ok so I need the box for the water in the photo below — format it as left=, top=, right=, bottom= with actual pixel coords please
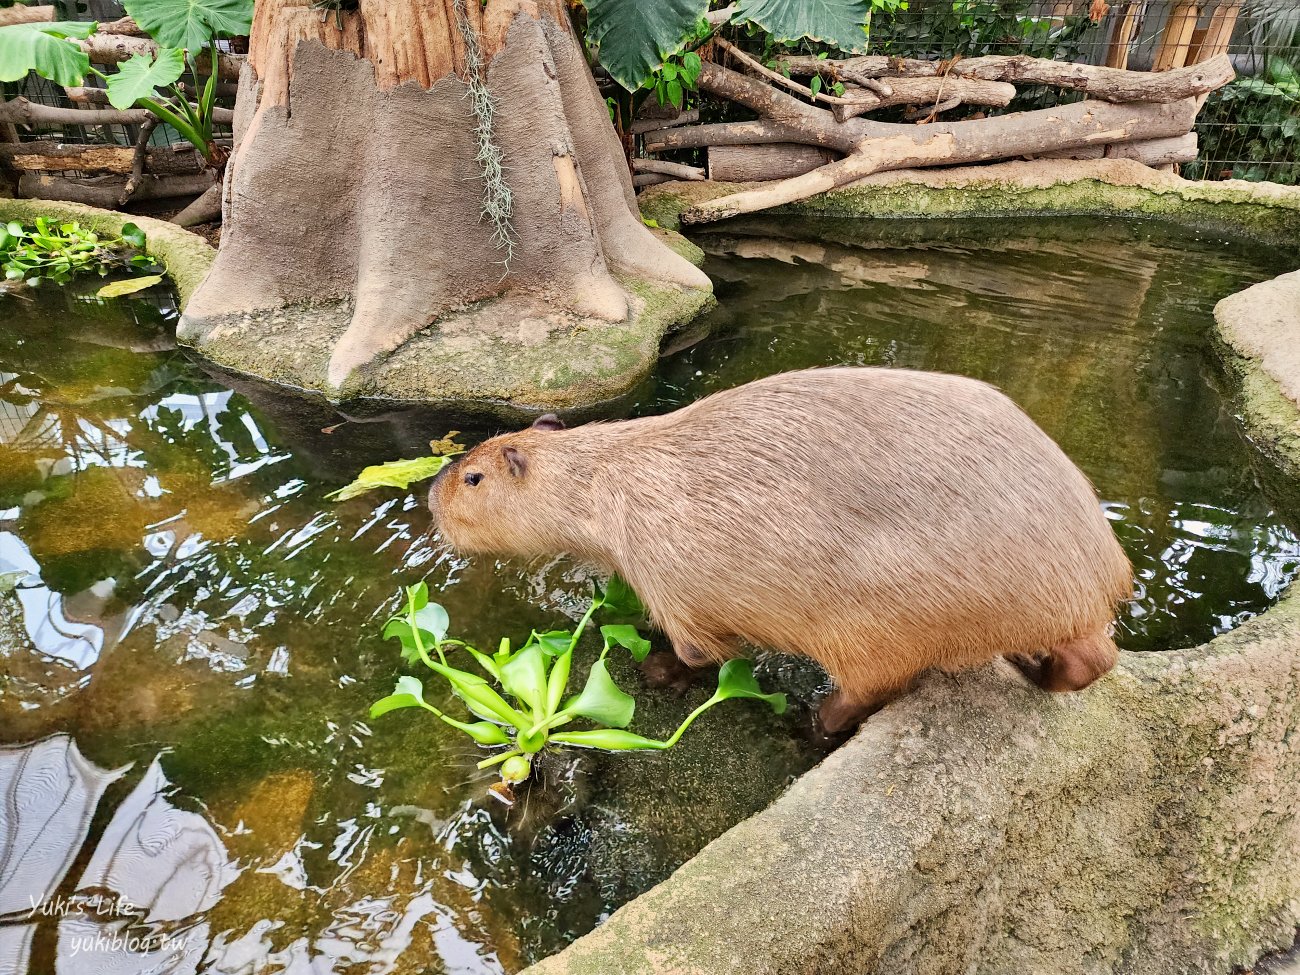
left=0, top=217, right=1297, bottom=974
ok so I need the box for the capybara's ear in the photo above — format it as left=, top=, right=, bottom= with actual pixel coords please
left=532, top=413, right=565, bottom=432
left=503, top=446, right=527, bottom=478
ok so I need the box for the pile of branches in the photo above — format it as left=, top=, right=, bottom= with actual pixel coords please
left=0, top=11, right=240, bottom=224
left=635, top=45, right=1236, bottom=225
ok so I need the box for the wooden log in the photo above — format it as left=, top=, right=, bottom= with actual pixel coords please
left=1105, top=131, right=1197, bottom=164
left=683, top=60, right=1207, bottom=224
left=171, top=183, right=223, bottom=226
left=708, top=144, right=838, bottom=181
left=18, top=171, right=217, bottom=205
left=776, top=52, right=1234, bottom=103
left=0, top=97, right=234, bottom=129
left=1104, top=1, right=1142, bottom=69
left=1153, top=2, right=1200, bottom=71
left=630, top=110, right=700, bottom=135
left=833, top=76, right=1016, bottom=120
left=633, top=173, right=672, bottom=188
left=0, top=5, right=55, bottom=26
left=0, top=140, right=205, bottom=175
left=647, top=121, right=839, bottom=154
left=79, top=33, right=244, bottom=82
left=633, top=158, right=706, bottom=181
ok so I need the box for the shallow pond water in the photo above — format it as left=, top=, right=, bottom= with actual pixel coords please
left=0, top=217, right=1296, bottom=975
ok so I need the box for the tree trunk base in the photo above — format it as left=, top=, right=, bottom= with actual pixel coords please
left=179, top=7, right=711, bottom=402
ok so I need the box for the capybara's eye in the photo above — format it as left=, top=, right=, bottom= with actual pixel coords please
left=464, top=472, right=484, bottom=487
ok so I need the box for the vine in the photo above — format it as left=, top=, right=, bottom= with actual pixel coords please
left=453, top=0, right=516, bottom=271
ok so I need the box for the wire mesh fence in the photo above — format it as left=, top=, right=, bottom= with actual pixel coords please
left=867, top=0, right=1300, bottom=182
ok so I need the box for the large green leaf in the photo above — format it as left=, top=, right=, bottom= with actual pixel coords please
left=97, top=274, right=165, bottom=298
left=600, top=624, right=651, bottom=663
left=499, top=643, right=550, bottom=717
left=106, top=48, right=185, bottom=109
left=583, top=0, right=708, bottom=92
left=327, top=455, right=452, bottom=501
left=0, top=21, right=96, bottom=88
left=564, top=659, right=635, bottom=728
left=122, top=0, right=252, bottom=52
left=713, top=659, right=787, bottom=713
left=734, top=0, right=871, bottom=53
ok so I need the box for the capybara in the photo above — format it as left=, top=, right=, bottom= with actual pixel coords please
left=431, top=367, right=1133, bottom=731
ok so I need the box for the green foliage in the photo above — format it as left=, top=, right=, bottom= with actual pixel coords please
left=870, top=0, right=1098, bottom=62
left=649, top=47, right=703, bottom=109
left=327, top=454, right=456, bottom=501
left=0, top=20, right=96, bottom=88
left=734, top=0, right=871, bottom=54
left=369, top=579, right=786, bottom=793
left=1189, top=56, right=1300, bottom=184
left=121, top=0, right=253, bottom=52
left=0, top=218, right=156, bottom=287
left=106, top=47, right=186, bottom=109
left=97, top=274, right=165, bottom=297
left=583, top=0, right=710, bottom=92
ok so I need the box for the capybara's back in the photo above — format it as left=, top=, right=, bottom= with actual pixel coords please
left=433, top=367, right=1133, bottom=729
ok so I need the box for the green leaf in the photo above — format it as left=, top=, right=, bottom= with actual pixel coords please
left=444, top=717, right=511, bottom=746
left=583, top=0, right=710, bottom=91
left=713, top=659, right=787, bottom=714
left=809, top=74, right=822, bottom=97
left=499, top=643, right=550, bottom=717
left=565, top=659, right=635, bottom=728
left=106, top=48, right=185, bottom=109
left=96, top=274, right=164, bottom=298
left=120, top=222, right=147, bottom=249
left=599, top=575, right=645, bottom=616
left=122, top=0, right=252, bottom=51
left=550, top=728, right=668, bottom=750
left=535, top=629, right=574, bottom=657
left=369, top=675, right=428, bottom=719
left=327, top=455, right=453, bottom=501
left=425, top=659, right=529, bottom=729
left=600, top=624, right=651, bottom=663
left=733, top=0, right=871, bottom=53
left=546, top=644, right=573, bottom=715
left=412, top=602, right=450, bottom=645
left=0, top=20, right=96, bottom=88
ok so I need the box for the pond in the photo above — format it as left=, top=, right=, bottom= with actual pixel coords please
left=0, top=216, right=1296, bottom=975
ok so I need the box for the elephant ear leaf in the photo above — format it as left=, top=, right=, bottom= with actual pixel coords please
left=106, top=48, right=186, bottom=109
left=0, top=20, right=97, bottom=88
left=122, top=0, right=253, bottom=52
left=733, top=0, right=871, bottom=54
left=582, top=0, right=709, bottom=91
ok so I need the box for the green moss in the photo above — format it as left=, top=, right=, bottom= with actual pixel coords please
left=0, top=198, right=216, bottom=307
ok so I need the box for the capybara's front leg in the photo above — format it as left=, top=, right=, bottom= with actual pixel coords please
left=1009, top=630, right=1119, bottom=692
left=640, top=651, right=705, bottom=693
left=640, top=626, right=740, bottom=692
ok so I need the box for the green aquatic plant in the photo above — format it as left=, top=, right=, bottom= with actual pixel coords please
left=369, top=579, right=787, bottom=791
left=327, top=434, right=466, bottom=501
left=0, top=218, right=155, bottom=286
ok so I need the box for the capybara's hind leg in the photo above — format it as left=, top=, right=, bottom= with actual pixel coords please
left=1012, top=631, right=1118, bottom=693
left=817, top=680, right=913, bottom=735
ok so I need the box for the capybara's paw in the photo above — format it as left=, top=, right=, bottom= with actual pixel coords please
left=1007, top=651, right=1050, bottom=687
left=640, top=651, right=704, bottom=695
left=816, top=690, right=875, bottom=736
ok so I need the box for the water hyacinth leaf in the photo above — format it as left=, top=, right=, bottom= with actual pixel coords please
left=120, top=222, right=147, bottom=248
left=600, top=574, right=645, bottom=616
left=499, top=643, right=550, bottom=717
left=565, top=659, right=635, bottom=728
left=714, top=659, right=788, bottom=713
left=106, top=48, right=186, bottom=109
left=0, top=21, right=96, bottom=88
left=327, top=455, right=453, bottom=501
left=551, top=729, right=668, bottom=750
left=426, top=659, right=529, bottom=729
left=369, top=675, right=427, bottom=719
left=382, top=618, right=423, bottom=665
left=600, top=624, right=651, bottom=662
left=122, top=0, right=253, bottom=51
left=733, top=0, right=871, bottom=53
left=412, top=602, right=449, bottom=645
left=535, top=629, right=573, bottom=657
left=582, top=0, right=710, bottom=91
left=96, top=274, right=165, bottom=298
left=443, top=717, right=510, bottom=746
left=546, top=645, right=572, bottom=715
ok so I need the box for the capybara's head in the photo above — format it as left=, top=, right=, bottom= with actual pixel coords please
left=430, top=413, right=574, bottom=556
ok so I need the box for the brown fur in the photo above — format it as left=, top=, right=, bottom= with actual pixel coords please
left=431, top=368, right=1133, bottom=718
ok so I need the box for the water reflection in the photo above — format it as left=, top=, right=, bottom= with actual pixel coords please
left=0, top=220, right=1296, bottom=973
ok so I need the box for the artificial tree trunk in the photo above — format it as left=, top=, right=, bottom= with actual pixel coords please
left=178, top=0, right=710, bottom=399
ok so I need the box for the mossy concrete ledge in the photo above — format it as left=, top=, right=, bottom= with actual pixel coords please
left=0, top=198, right=215, bottom=307
left=640, top=158, right=1300, bottom=244
left=525, top=168, right=1300, bottom=975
